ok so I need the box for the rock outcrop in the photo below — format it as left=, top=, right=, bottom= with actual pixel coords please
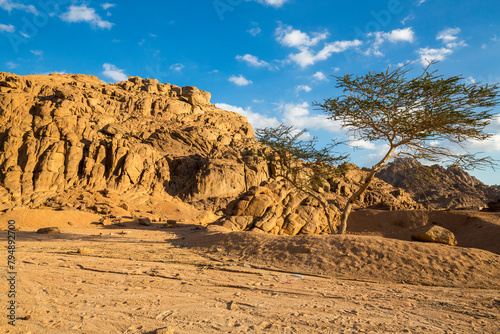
left=376, top=158, right=500, bottom=210
left=0, top=72, right=267, bottom=210
left=218, top=166, right=422, bottom=235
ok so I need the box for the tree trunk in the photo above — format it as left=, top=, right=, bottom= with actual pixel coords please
left=318, top=198, right=336, bottom=234
left=338, top=146, right=396, bottom=234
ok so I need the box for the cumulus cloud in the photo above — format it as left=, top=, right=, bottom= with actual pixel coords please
left=365, top=27, right=415, bottom=56
left=228, top=75, right=253, bottom=86
left=296, top=85, right=312, bottom=93
left=275, top=23, right=361, bottom=68
left=276, top=24, right=329, bottom=48
left=289, top=40, right=363, bottom=68
left=215, top=103, right=279, bottom=129
left=312, top=71, right=328, bottom=81
left=101, top=3, right=116, bottom=11
left=417, top=47, right=453, bottom=65
left=468, top=134, right=500, bottom=152
left=0, top=23, right=15, bottom=33
left=0, top=0, right=37, bottom=14
left=280, top=102, right=343, bottom=133
left=348, top=140, right=376, bottom=150
left=417, top=27, right=466, bottom=66
left=102, top=63, right=128, bottom=82
left=235, top=54, right=270, bottom=69
left=60, top=5, right=113, bottom=29
left=488, top=114, right=500, bottom=131
left=437, top=27, right=467, bottom=48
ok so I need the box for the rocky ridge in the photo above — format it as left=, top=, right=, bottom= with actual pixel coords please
left=376, top=158, right=500, bottom=210
left=0, top=72, right=268, bottom=211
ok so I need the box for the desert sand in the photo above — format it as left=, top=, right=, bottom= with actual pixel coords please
left=1, top=204, right=499, bottom=334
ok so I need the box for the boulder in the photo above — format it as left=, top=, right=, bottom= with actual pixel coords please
left=37, top=227, right=61, bottom=234
left=411, top=225, right=458, bottom=246
left=138, top=217, right=152, bottom=226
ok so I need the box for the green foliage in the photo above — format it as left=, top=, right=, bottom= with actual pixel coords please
left=315, top=62, right=500, bottom=169
left=256, top=124, right=348, bottom=190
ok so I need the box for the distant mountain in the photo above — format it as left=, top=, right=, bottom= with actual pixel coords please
left=375, top=158, right=500, bottom=209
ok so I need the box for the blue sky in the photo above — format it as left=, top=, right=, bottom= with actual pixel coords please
left=1, top=0, right=499, bottom=185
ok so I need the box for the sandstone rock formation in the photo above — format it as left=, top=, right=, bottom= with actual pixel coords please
left=376, top=158, right=500, bottom=210
left=218, top=166, right=422, bottom=235
left=0, top=72, right=267, bottom=211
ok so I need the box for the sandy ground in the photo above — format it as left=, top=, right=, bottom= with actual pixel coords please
left=0, top=207, right=499, bottom=334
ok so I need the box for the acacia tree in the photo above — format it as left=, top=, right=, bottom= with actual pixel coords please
left=256, top=124, right=348, bottom=233
left=315, top=63, right=499, bottom=234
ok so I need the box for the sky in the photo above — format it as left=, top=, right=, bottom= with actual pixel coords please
left=1, top=0, right=499, bottom=185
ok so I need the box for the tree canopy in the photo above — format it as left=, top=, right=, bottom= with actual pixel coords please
left=315, top=63, right=499, bottom=233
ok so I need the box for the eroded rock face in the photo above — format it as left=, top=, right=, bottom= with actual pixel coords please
left=220, top=178, right=339, bottom=235
left=376, top=158, right=500, bottom=210
left=0, top=72, right=265, bottom=208
left=218, top=172, right=421, bottom=235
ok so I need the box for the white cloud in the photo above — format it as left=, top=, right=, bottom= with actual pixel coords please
left=296, top=85, right=312, bottom=93
left=289, top=40, right=362, bottom=68
left=401, top=14, right=415, bottom=25
left=276, top=24, right=329, bottom=48
left=417, top=0, right=426, bottom=5
left=437, top=27, right=467, bottom=48
left=280, top=102, right=343, bottom=133
left=465, top=76, right=476, bottom=84
left=313, top=71, right=328, bottom=81
left=250, top=0, right=290, bottom=8
left=386, top=28, right=415, bottom=43
left=365, top=27, right=415, bottom=56
left=247, top=23, right=261, bottom=36
left=102, top=63, right=128, bottom=82
left=0, top=0, right=37, bottom=14
left=228, top=75, right=253, bottom=86
left=236, top=54, right=270, bottom=68
left=0, top=23, right=14, bottom=33
left=275, top=23, right=362, bottom=68
left=469, top=134, right=500, bottom=152
left=417, top=27, right=466, bottom=66
left=169, top=63, right=185, bottom=71
left=488, top=115, right=500, bottom=131
left=417, top=47, right=453, bottom=66
left=348, top=140, right=376, bottom=150
left=101, top=3, right=116, bottom=11
left=215, top=103, right=279, bottom=129
left=30, top=49, right=43, bottom=57
left=60, top=5, right=113, bottom=29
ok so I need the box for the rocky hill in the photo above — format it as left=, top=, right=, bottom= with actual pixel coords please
left=376, top=158, right=500, bottom=210
left=0, top=72, right=422, bottom=234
